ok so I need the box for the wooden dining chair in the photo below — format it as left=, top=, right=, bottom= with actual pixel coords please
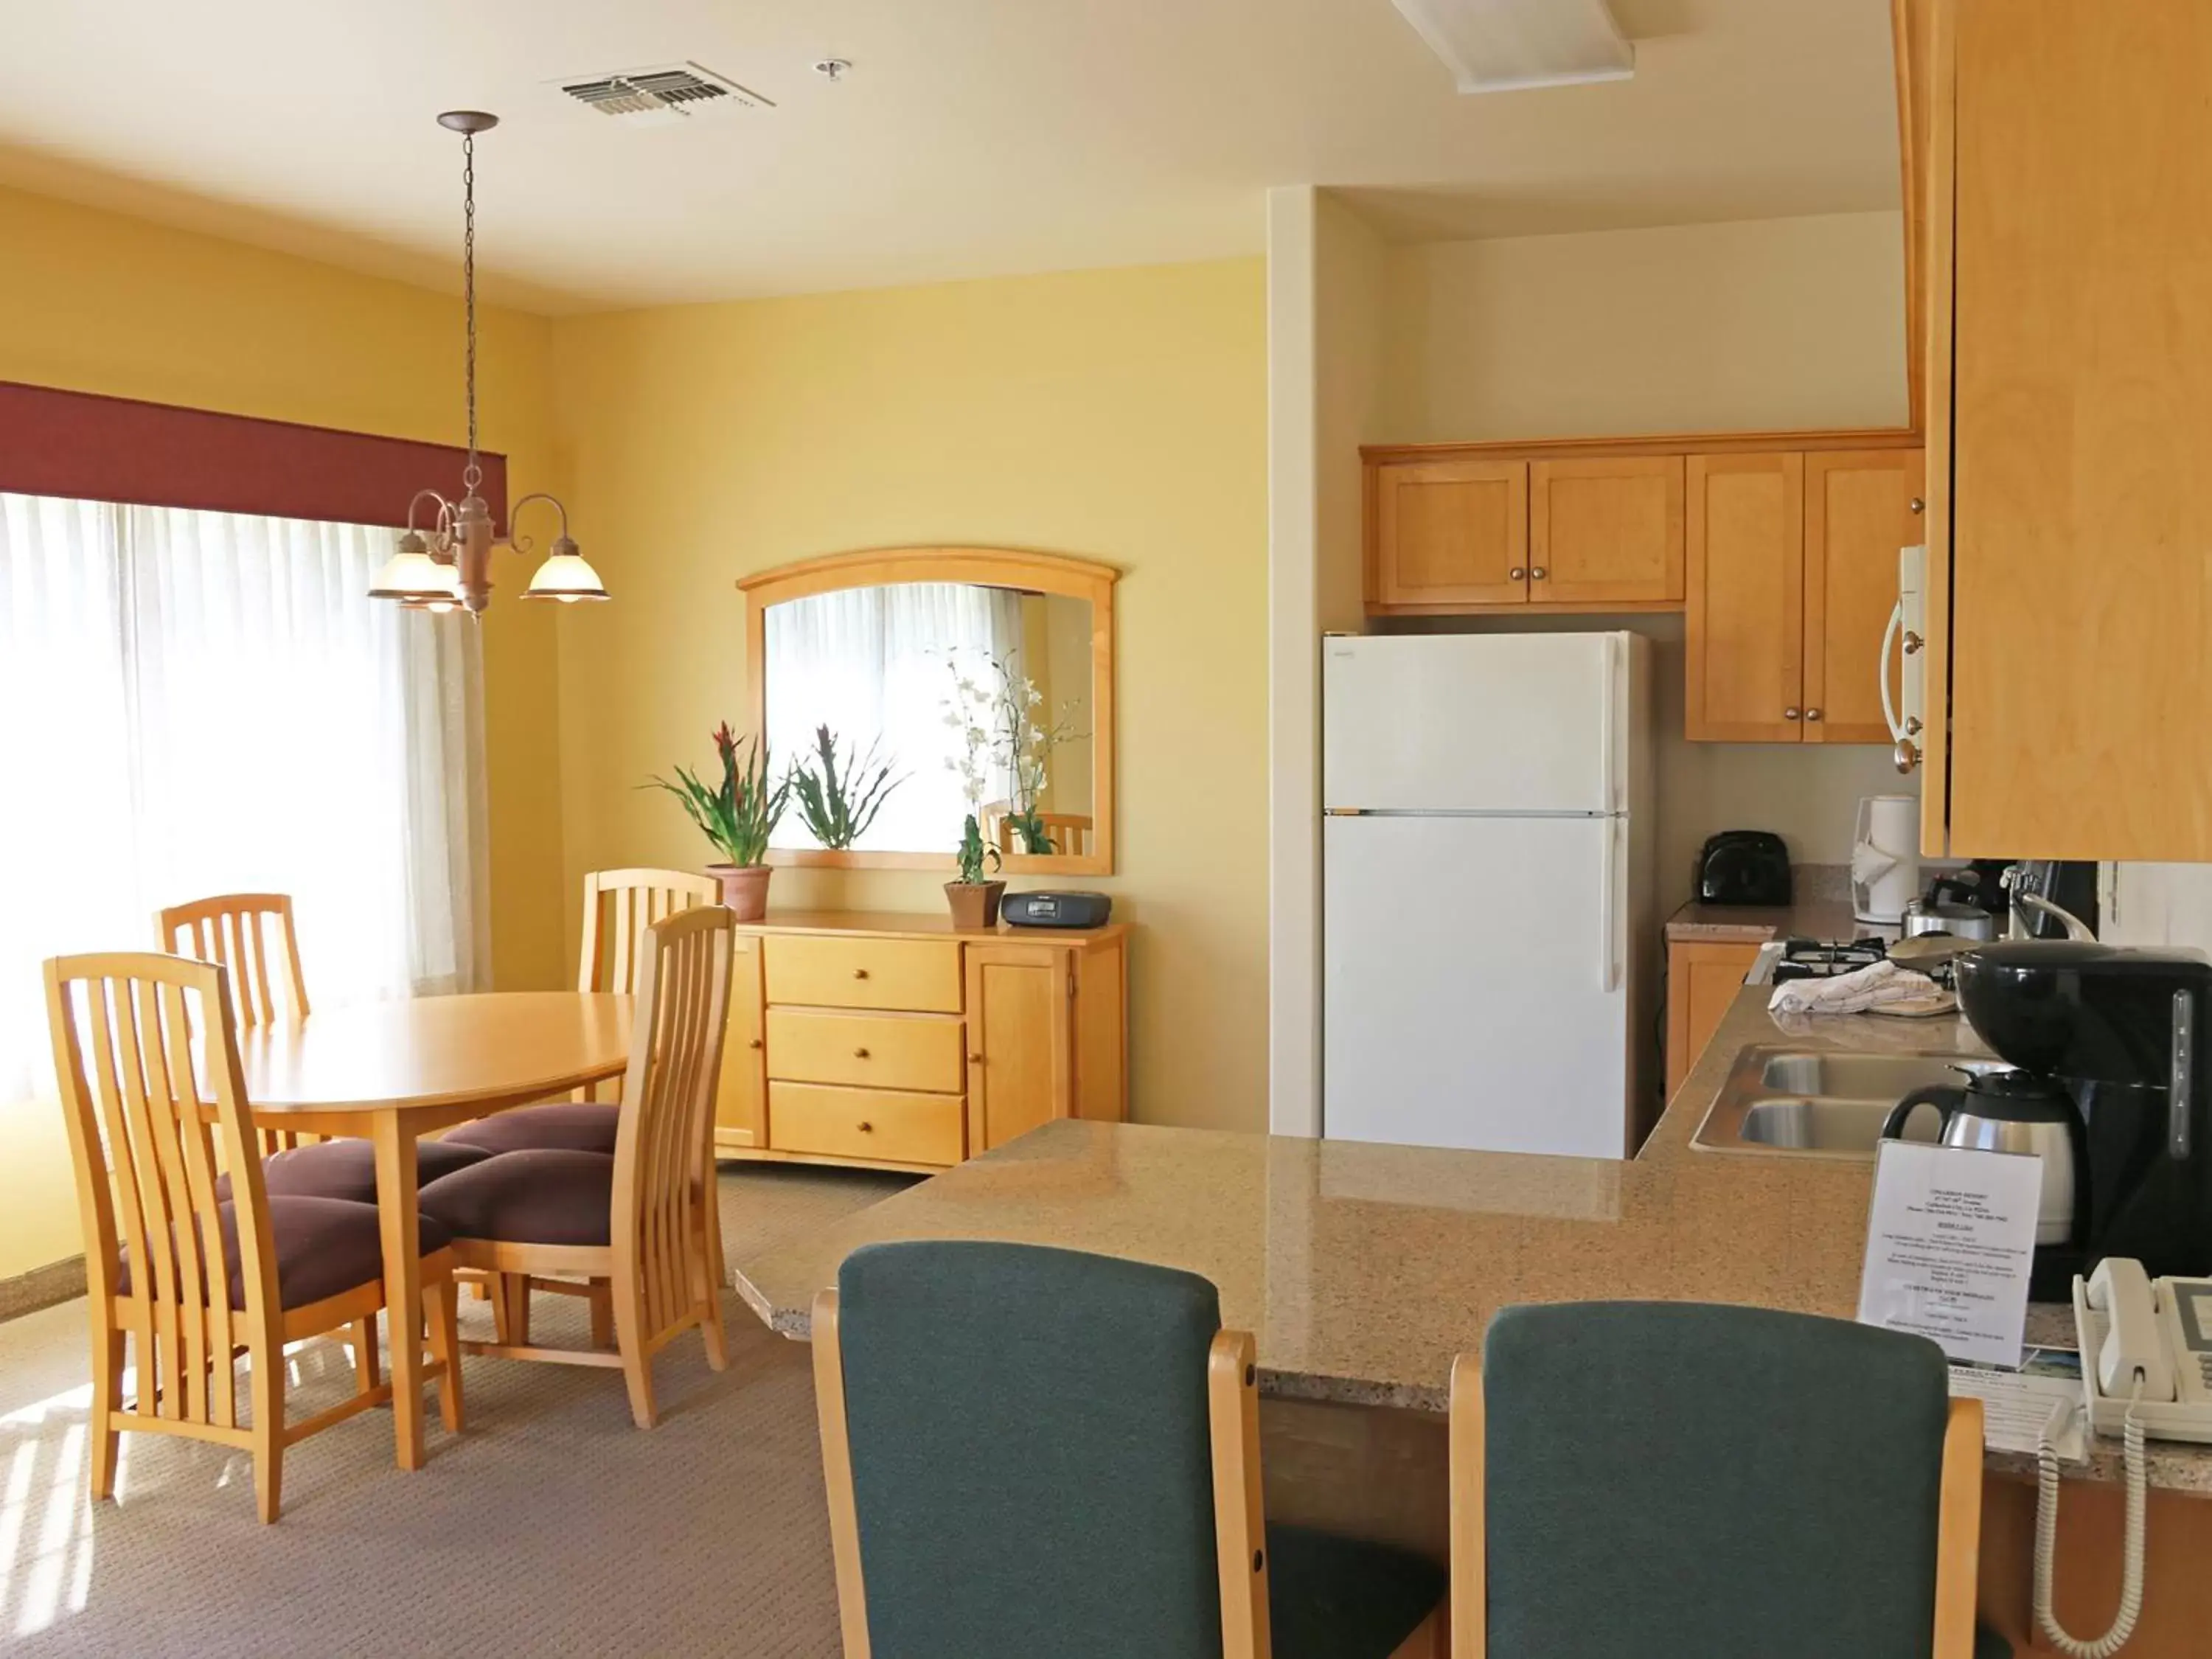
left=1451, top=1302, right=1986, bottom=1659
left=986, top=802, right=1094, bottom=858
left=813, top=1240, right=1448, bottom=1659
left=444, top=866, right=720, bottom=1161
left=156, top=893, right=312, bottom=1152
left=419, top=904, right=735, bottom=1427
left=46, top=950, right=464, bottom=1523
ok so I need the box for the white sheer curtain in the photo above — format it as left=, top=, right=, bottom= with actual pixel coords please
left=765, top=582, right=1020, bottom=852
left=0, top=492, right=488, bottom=1106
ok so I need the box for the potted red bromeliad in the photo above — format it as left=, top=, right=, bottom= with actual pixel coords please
left=648, top=722, right=789, bottom=922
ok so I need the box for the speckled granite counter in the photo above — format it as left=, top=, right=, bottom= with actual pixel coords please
left=734, top=984, right=2212, bottom=1496
left=1663, top=897, right=1879, bottom=945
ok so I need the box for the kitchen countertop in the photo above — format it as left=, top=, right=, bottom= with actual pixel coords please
left=1664, top=896, right=1878, bottom=945
left=732, top=986, right=2212, bottom=1495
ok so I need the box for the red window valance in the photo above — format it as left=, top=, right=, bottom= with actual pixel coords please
left=0, top=380, right=507, bottom=529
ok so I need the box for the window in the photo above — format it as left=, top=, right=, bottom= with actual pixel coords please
left=0, top=491, right=487, bottom=1105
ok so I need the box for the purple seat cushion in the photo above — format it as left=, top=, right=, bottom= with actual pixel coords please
left=417, top=1149, right=616, bottom=1248
left=442, top=1101, right=621, bottom=1157
left=214, top=1136, right=493, bottom=1205
left=118, top=1195, right=451, bottom=1312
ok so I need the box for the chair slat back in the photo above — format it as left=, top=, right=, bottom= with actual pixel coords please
left=46, top=951, right=279, bottom=1432
left=988, top=804, right=1096, bottom=858
left=156, top=894, right=307, bottom=1029
left=579, top=869, right=721, bottom=995
left=609, top=905, right=734, bottom=1349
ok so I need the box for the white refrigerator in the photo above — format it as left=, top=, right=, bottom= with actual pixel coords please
left=1322, top=632, right=1655, bottom=1159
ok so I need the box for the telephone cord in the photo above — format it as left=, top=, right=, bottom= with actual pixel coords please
left=2034, top=1385, right=2146, bottom=1659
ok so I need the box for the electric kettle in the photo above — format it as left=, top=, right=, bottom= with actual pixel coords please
left=1878, top=1071, right=2082, bottom=1245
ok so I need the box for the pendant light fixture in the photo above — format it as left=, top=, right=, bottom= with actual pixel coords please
left=369, top=111, right=608, bottom=617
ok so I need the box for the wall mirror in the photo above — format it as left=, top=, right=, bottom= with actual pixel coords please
left=740, top=546, right=1118, bottom=875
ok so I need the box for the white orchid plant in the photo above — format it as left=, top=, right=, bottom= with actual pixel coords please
left=942, top=650, right=1084, bottom=872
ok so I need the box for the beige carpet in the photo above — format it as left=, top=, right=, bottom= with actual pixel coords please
left=0, top=1163, right=917, bottom=1658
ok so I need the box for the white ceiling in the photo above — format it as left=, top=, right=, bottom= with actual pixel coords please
left=0, top=0, right=1902, bottom=314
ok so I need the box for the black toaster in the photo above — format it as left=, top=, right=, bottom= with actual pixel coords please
left=1002, top=891, right=1112, bottom=929
left=1695, top=831, right=1792, bottom=906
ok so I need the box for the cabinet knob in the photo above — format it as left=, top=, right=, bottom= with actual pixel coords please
left=1905, top=716, right=1923, bottom=736
left=1910, top=497, right=1926, bottom=515
left=1529, top=567, right=1548, bottom=581
left=1804, top=708, right=1823, bottom=722
left=1902, top=631, right=1924, bottom=655
left=969, top=1053, right=984, bottom=1065
left=852, top=967, right=869, bottom=980
left=747, top=1037, right=764, bottom=1050
left=858, top=1121, right=874, bottom=1133
left=1783, top=708, right=1801, bottom=720
left=1509, top=567, right=1527, bottom=581
left=1893, top=737, right=1921, bottom=774
left=852, top=1047, right=871, bottom=1060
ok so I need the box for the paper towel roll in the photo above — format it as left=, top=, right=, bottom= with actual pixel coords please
left=1854, top=794, right=1919, bottom=923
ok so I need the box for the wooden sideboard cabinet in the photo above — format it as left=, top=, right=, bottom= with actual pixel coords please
left=712, top=912, right=1127, bottom=1172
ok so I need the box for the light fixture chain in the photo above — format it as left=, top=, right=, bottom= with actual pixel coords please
left=461, top=128, right=481, bottom=494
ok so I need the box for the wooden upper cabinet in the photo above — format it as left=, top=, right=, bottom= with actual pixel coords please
left=1803, top=449, right=1926, bottom=745
left=1530, top=456, right=1685, bottom=605
left=1686, top=453, right=1805, bottom=742
left=1372, top=459, right=1529, bottom=608
left=1930, top=0, right=2212, bottom=859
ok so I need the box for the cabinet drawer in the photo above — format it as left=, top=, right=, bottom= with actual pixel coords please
left=769, top=1082, right=964, bottom=1166
left=766, top=1008, right=967, bottom=1092
left=764, top=935, right=963, bottom=1012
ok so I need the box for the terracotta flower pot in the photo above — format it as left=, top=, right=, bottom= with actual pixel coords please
left=708, top=863, right=773, bottom=922
left=945, top=880, right=1006, bottom=931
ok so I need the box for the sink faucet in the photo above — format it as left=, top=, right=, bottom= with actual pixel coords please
left=2011, top=891, right=2096, bottom=942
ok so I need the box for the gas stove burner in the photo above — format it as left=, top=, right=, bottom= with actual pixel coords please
left=1771, top=936, right=1891, bottom=984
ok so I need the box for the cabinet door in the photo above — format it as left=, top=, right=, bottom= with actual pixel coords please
left=964, top=942, right=1072, bottom=1154
left=1530, top=456, right=1685, bottom=604
left=1372, top=460, right=1528, bottom=608
left=1665, top=940, right=1765, bottom=1099
left=1686, top=453, right=1805, bottom=742
left=714, top=933, right=767, bottom=1149
left=1804, top=450, right=1926, bottom=745
left=1942, top=0, right=2212, bottom=858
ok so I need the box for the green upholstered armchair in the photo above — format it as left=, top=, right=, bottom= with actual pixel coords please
left=811, top=1239, right=1448, bottom=1659
left=1451, top=1301, right=1989, bottom=1659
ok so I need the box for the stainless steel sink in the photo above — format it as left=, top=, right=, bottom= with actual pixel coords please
left=1693, top=1047, right=2001, bottom=1159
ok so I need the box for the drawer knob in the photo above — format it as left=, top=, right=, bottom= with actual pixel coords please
left=858, top=1121, right=874, bottom=1133
left=852, top=967, right=869, bottom=980
left=852, top=1047, right=871, bottom=1060
left=969, top=1053, right=984, bottom=1064
left=1910, top=496, right=1926, bottom=514
left=747, top=1037, right=764, bottom=1050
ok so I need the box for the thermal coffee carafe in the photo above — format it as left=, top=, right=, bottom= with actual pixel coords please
left=1880, top=1071, right=2080, bottom=1247
left=1940, top=941, right=2212, bottom=1289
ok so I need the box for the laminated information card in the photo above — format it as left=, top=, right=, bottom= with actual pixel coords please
left=1857, top=1138, right=2042, bottom=1368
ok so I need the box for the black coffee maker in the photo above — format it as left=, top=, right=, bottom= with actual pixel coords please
left=1954, top=941, right=2212, bottom=1288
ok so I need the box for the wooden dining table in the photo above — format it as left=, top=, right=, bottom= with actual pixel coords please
left=234, top=991, right=633, bottom=1470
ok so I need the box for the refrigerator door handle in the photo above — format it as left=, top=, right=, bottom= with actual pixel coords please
left=1598, top=815, right=1621, bottom=992
left=1599, top=633, right=1620, bottom=811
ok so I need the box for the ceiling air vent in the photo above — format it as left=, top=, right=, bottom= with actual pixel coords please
left=552, top=63, right=773, bottom=126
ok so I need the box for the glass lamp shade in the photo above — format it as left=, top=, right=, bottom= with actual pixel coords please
left=521, top=543, right=611, bottom=604
left=369, top=543, right=461, bottom=604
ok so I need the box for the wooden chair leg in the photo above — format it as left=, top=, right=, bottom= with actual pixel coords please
left=610, top=1274, right=658, bottom=1430
left=588, top=1280, right=615, bottom=1351
left=88, top=1326, right=124, bottom=1502
left=489, top=1273, right=514, bottom=1346
left=249, top=1352, right=284, bottom=1525
left=428, top=1279, right=465, bottom=1434
left=505, top=1275, right=534, bottom=1347
left=350, top=1318, right=381, bottom=1392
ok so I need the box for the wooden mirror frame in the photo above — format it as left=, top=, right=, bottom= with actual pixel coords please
left=738, top=546, right=1119, bottom=876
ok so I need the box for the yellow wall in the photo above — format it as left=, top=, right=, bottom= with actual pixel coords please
left=0, top=182, right=573, bottom=1276
left=550, top=260, right=1270, bottom=1130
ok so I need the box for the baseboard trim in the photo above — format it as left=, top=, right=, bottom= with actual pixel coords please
left=0, top=1256, right=86, bottom=1324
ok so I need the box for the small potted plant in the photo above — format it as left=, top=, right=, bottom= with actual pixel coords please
left=942, top=665, right=1006, bottom=929
left=788, top=724, right=903, bottom=851
left=647, top=722, right=788, bottom=921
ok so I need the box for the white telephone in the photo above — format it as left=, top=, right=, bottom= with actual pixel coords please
left=2034, top=1260, right=2212, bottom=1657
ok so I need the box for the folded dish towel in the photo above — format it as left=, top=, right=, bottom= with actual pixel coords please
left=1767, top=959, right=1956, bottom=1018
